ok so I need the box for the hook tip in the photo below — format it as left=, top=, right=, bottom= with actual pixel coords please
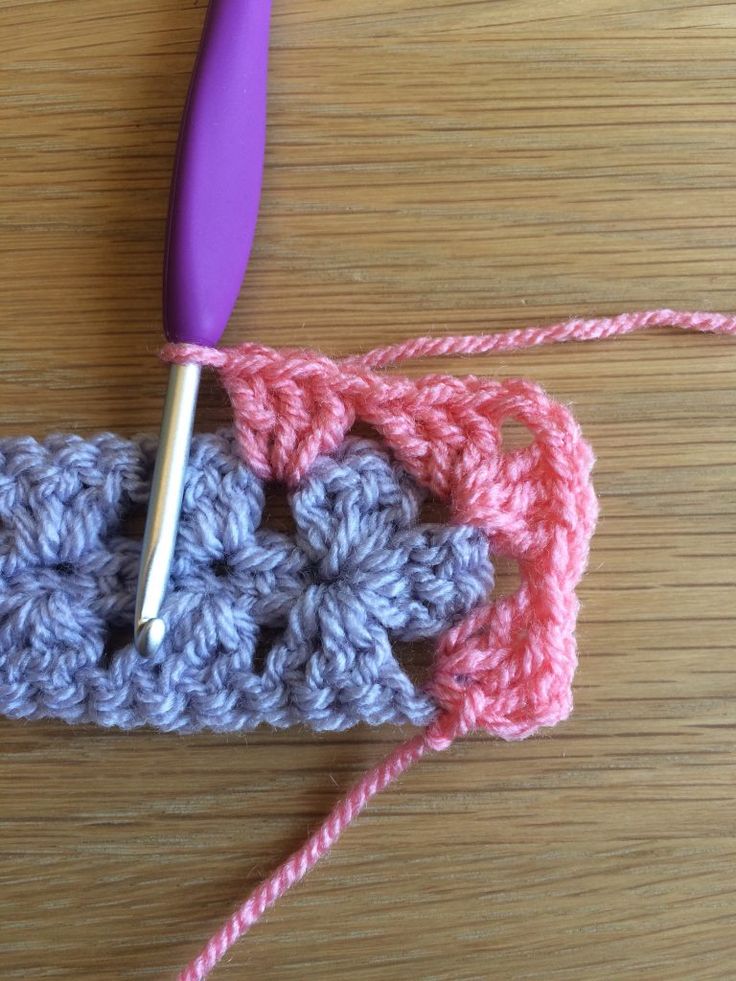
left=135, top=618, right=166, bottom=656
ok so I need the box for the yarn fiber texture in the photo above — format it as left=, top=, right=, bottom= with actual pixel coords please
left=0, top=431, right=492, bottom=731
left=168, top=311, right=736, bottom=981
left=165, top=335, right=600, bottom=748
left=2, top=311, right=731, bottom=981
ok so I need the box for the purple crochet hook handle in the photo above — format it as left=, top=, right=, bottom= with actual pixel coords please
left=163, top=0, right=272, bottom=345
left=135, top=1, right=271, bottom=656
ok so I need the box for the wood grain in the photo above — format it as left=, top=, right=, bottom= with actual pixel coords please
left=1, top=2, right=735, bottom=978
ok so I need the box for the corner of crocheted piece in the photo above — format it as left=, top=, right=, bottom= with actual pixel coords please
left=163, top=341, right=599, bottom=748
left=0, top=333, right=600, bottom=745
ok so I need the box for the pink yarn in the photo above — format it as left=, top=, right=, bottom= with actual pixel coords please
left=164, top=310, right=735, bottom=980
left=177, top=735, right=427, bottom=981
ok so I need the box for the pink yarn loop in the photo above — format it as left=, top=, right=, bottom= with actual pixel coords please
left=166, top=311, right=736, bottom=979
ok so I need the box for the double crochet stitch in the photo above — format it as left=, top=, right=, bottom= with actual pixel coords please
left=4, top=307, right=732, bottom=981
left=165, top=332, right=600, bottom=748
left=166, top=309, right=736, bottom=981
left=0, top=431, right=491, bottom=731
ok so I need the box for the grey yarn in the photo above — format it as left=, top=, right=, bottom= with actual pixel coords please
left=0, top=432, right=493, bottom=732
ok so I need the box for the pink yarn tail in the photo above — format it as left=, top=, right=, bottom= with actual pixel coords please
left=171, top=309, right=736, bottom=979
left=344, top=308, right=736, bottom=369
left=178, top=734, right=429, bottom=981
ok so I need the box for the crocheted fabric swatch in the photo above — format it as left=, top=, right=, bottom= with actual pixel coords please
left=1, top=311, right=732, bottom=981
left=165, top=331, right=601, bottom=749
left=0, top=431, right=492, bottom=731
left=164, top=312, right=735, bottom=981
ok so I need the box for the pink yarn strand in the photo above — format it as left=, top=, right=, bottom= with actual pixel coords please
left=178, top=734, right=428, bottom=981
left=169, top=308, right=735, bottom=980
left=345, top=309, right=736, bottom=370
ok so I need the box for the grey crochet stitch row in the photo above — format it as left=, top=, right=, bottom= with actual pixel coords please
left=0, top=431, right=493, bottom=732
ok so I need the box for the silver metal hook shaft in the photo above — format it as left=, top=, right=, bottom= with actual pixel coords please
left=134, top=362, right=201, bottom=655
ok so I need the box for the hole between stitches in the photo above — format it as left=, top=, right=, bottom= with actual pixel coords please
left=211, top=559, right=233, bottom=579
left=492, top=554, right=522, bottom=598
left=417, top=494, right=450, bottom=525
left=252, top=626, right=281, bottom=676
left=500, top=419, right=534, bottom=452
left=261, top=482, right=296, bottom=537
left=101, top=621, right=134, bottom=669
left=346, top=421, right=385, bottom=443
left=392, top=637, right=435, bottom=689
left=119, top=499, right=147, bottom=541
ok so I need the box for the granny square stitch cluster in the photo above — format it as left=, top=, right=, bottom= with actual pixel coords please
left=2, top=311, right=731, bottom=981
left=0, top=431, right=492, bottom=731
left=166, top=336, right=600, bottom=748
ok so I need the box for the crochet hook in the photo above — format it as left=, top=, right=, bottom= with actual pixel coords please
left=134, top=0, right=272, bottom=655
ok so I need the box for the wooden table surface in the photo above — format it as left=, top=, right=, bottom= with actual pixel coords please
left=2, top=2, right=735, bottom=979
